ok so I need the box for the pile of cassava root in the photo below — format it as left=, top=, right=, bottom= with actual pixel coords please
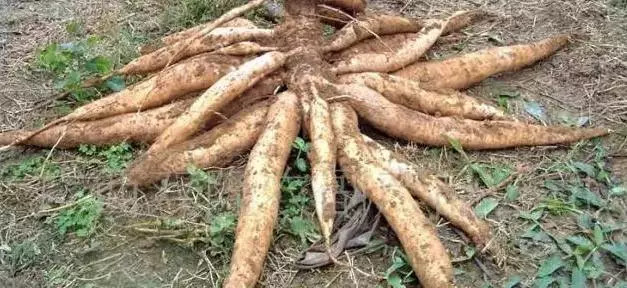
left=1, top=0, right=611, bottom=287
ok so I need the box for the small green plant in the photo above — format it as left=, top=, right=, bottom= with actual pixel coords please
left=277, top=137, right=319, bottom=245
left=291, top=136, right=310, bottom=173
left=186, top=165, right=218, bottom=192
left=383, top=248, right=417, bottom=288
left=78, top=142, right=134, bottom=173
left=1, top=156, right=60, bottom=180
left=1, top=240, right=41, bottom=276
left=54, top=191, right=104, bottom=237
left=207, top=211, right=237, bottom=257
left=36, top=32, right=125, bottom=104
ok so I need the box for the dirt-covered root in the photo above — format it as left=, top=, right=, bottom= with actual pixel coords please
left=163, top=17, right=258, bottom=47
left=118, top=27, right=274, bottom=75
left=322, top=14, right=423, bottom=53
left=126, top=101, right=270, bottom=186
left=0, top=99, right=194, bottom=149
left=331, top=103, right=454, bottom=288
left=393, top=34, right=571, bottom=90
left=340, top=84, right=610, bottom=150
left=331, top=19, right=445, bottom=74
left=224, top=91, right=301, bottom=288
left=140, top=18, right=257, bottom=55
left=339, top=72, right=507, bottom=120
left=361, top=135, right=491, bottom=247
left=322, top=0, right=367, bottom=13
left=214, top=42, right=278, bottom=56
left=147, top=51, right=287, bottom=154
left=304, top=86, right=337, bottom=247
left=66, top=54, right=242, bottom=123
left=316, top=4, right=353, bottom=28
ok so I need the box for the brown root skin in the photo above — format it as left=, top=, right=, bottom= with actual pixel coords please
left=316, top=4, right=353, bottom=29
left=118, top=27, right=274, bottom=75
left=140, top=18, right=257, bottom=55
left=163, top=17, right=257, bottom=47
left=393, top=34, right=571, bottom=90
left=126, top=101, right=270, bottom=186
left=322, top=14, right=423, bottom=53
left=339, top=72, right=508, bottom=120
left=0, top=99, right=193, bottom=149
left=305, top=86, right=337, bottom=247
left=340, top=84, right=610, bottom=150
left=332, top=19, right=445, bottom=74
left=69, top=54, right=242, bottom=122
left=147, top=51, right=287, bottom=154
left=224, top=91, right=301, bottom=288
left=331, top=103, right=454, bottom=288
left=361, top=134, right=491, bottom=247
left=214, top=42, right=278, bottom=56
left=322, top=0, right=367, bottom=13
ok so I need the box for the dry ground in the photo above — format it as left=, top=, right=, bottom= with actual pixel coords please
left=0, top=0, right=626, bottom=287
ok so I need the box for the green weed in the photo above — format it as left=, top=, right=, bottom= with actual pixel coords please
left=207, top=211, right=237, bottom=257
left=382, top=248, right=417, bottom=288
left=78, top=142, right=134, bottom=173
left=278, top=137, right=319, bottom=245
left=36, top=30, right=125, bottom=104
left=186, top=165, right=218, bottom=192
left=1, top=240, right=41, bottom=276
left=1, top=156, right=60, bottom=181
left=53, top=191, right=104, bottom=237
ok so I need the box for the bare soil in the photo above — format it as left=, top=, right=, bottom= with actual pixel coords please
left=1, top=0, right=625, bottom=287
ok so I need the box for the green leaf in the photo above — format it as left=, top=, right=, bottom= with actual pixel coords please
left=537, top=255, right=564, bottom=277
left=567, top=235, right=595, bottom=252
left=292, top=137, right=309, bottom=152
left=474, top=197, right=499, bottom=219
left=569, top=185, right=604, bottom=207
left=105, top=76, right=125, bottom=92
left=521, top=225, right=551, bottom=242
left=609, top=185, right=626, bottom=196
left=584, top=252, right=604, bottom=279
left=602, top=243, right=626, bottom=264
left=519, top=209, right=544, bottom=222
left=85, top=56, right=112, bottom=75
left=533, top=277, right=555, bottom=288
left=288, top=216, right=317, bottom=244
left=576, top=214, right=594, bottom=230
left=504, top=184, right=520, bottom=202
left=294, top=157, right=308, bottom=173
left=446, top=136, right=467, bottom=160
left=471, top=164, right=511, bottom=188
left=571, top=268, right=587, bottom=288
left=572, top=162, right=596, bottom=177
left=543, top=180, right=563, bottom=192
left=503, top=275, right=522, bottom=288
left=593, top=225, right=604, bottom=246
left=386, top=274, right=405, bottom=288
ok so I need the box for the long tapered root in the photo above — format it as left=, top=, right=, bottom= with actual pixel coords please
left=393, top=34, right=571, bottom=90
left=341, top=84, right=609, bottom=150
left=147, top=51, right=287, bottom=154
left=322, top=14, right=423, bottom=53
left=339, top=72, right=507, bottom=120
left=361, top=135, right=491, bottom=247
left=331, top=103, right=454, bottom=288
left=126, top=101, right=270, bottom=186
left=224, top=91, right=301, bottom=288
left=0, top=99, right=193, bottom=149
left=304, top=85, right=337, bottom=247
left=332, top=19, right=445, bottom=74
left=119, top=27, right=274, bottom=75
left=163, top=17, right=258, bottom=47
